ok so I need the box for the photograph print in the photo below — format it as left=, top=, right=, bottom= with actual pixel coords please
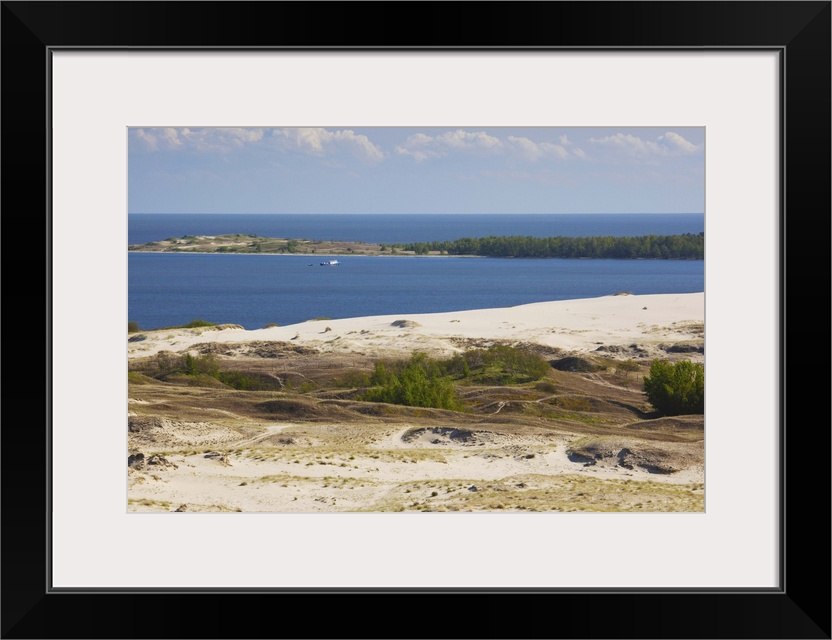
left=127, top=126, right=705, bottom=514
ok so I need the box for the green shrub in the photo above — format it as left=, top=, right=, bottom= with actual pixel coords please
left=534, top=380, right=558, bottom=393
left=336, top=370, right=372, bottom=388
left=616, top=359, right=640, bottom=377
left=181, top=319, right=217, bottom=328
left=150, top=352, right=186, bottom=377
left=185, top=353, right=220, bottom=378
left=128, top=320, right=140, bottom=333
left=361, top=352, right=462, bottom=411
left=643, top=359, right=704, bottom=416
left=440, top=353, right=471, bottom=378
left=460, top=344, right=550, bottom=384
left=127, top=371, right=150, bottom=384
left=144, top=352, right=221, bottom=382
left=217, top=370, right=276, bottom=391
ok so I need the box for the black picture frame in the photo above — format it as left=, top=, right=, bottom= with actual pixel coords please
left=2, top=2, right=829, bottom=638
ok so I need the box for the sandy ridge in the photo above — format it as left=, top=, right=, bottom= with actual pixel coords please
left=128, top=292, right=704, bottom=360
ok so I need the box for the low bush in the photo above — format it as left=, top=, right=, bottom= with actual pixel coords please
left=217, top=370, right=279, bottom=391
left=616, top=359, right=640, bottom=377
left=361, top=352, right=462, bottom=411
left=643, top=359, right=704, bottom=416
left=456, top=344, right=550, bottom=384
left=185, top=353, right=219, bottom=377
left=336, top=370, right=372, bottom=389
left=534, top=380, right=558, bottom=393
left=181, top=319, right=217, bottom=329
left=127, top=371, right=151, bottom=385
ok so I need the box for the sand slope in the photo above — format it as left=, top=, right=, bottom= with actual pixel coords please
left=128, top=292, right=704, bottom=360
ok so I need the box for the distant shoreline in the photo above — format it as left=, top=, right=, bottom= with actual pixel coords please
left=129, top=252, right=476, bottom=258
left=128, top=232, right=705, bottom=260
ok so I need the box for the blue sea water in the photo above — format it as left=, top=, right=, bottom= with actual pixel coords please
left=129, top=213, right=704, bottom=331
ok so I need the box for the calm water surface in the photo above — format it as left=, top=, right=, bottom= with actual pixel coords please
left=129, top=253, right=704, bottom=330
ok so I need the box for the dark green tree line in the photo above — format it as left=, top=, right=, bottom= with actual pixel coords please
left=395, top=233, right=704, bottom=259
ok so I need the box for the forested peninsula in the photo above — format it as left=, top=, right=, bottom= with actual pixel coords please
left=128, top=232, right=704, bottom=259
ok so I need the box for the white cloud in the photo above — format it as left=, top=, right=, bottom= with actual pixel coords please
left=131, top=127, right=262, bottom=153
left=178, top=128, right=266, bottom=153
left=132, top=127, right=383, bottom=163
left=659, top=131, right=700, bottom=154
left=134, top=129, right=158, bottom=150
left=397, top=130, right=580, bottom=163
left=557, top=134, right=587, bottom=158
left=160, top=128, right=183, bottom=148
left=133, top=127, right=184, bottom=150
left=590, top=131, right=701, bottom=157
left=437, top=130, right=502, bottom=152
left=272, top=128, right=384, bottom=163
left=395, top=133, right=443, bottom=162
left=506, top=136, right=569, bottom=161
left=396, top=129, right=503, bottom=161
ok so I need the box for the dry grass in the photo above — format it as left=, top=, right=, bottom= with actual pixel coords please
left=128, top=347, right=704, bottom=512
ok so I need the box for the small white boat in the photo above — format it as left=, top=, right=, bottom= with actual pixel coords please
left=320, top=259, right=341, bottom=266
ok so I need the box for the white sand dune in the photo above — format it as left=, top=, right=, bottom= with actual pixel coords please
left=128, top=292, right=704, bottom=360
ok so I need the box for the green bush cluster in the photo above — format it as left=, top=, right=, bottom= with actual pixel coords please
left=336, top=370, right=372, bottom=388
left=460, top=344, right=550, bottom=384
left=360, top=353, right=462, bottom=411
left=357, top=345, right=551, bottom=410
left=434, top=344, right=549, bottom=384
left=138, top=353, right=275, bottom=391
left=215, top=370, right=275, bottom=391
left=643, top=359, right=704, bottom=416
left=180, top=319, right=217, bottom=329
left=185, top=353, right=219, bottom=377
left=616, top=359, right=640, bottom=377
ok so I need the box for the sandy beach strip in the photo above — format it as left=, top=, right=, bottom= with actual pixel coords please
left=128, top=292, right=704, bottom=360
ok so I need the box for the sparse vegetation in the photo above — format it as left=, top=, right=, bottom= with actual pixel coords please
left=355, top=346, right=552, bottom=410
left=616, top=359, right=640, bottom=377
left=455, top=344, right=551, bottom=384
left=335, top=370, right=372, bottom=389
left=534, top=380, right=558, bottom=393
left=132, top=352, right=282, bottom=391
left=128, top=329, right=703, bottom=513
left=180, top=319, right=217, bottom=329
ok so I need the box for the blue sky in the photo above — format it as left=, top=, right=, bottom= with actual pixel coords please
left=128, top=127, right=704, bottom=214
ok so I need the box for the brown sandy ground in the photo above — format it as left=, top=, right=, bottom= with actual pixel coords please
left=127, top=342, right=704, bottom=513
